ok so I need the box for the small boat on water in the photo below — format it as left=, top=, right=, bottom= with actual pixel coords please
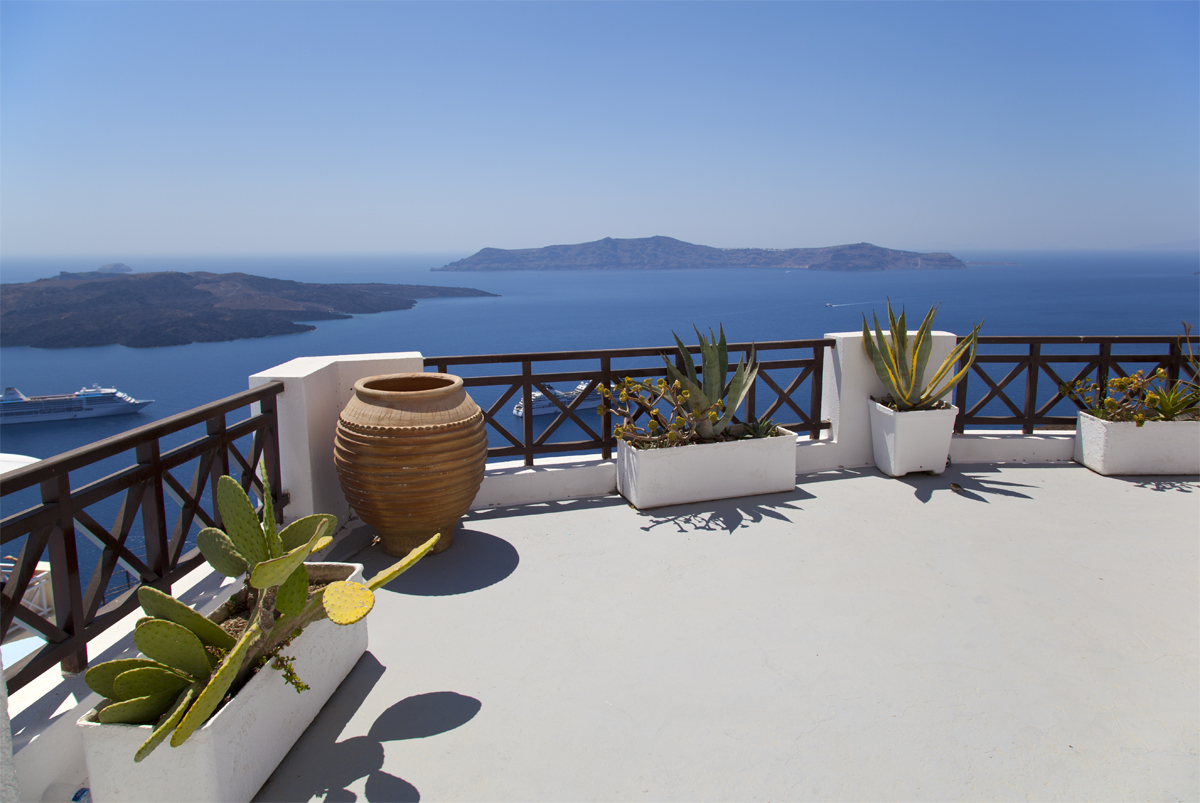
left=512, top=381, right=595, bottom=417
left=1, top=384, right=153, bottom=425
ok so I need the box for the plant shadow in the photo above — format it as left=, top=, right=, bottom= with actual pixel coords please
left=1111, top=475, right=1198, bottom=493
left=354, top=528, right=520, bottom=597
left=635, top=489, right=814, bottom=534
left=255, top=653, right=480, bottom=803
left=890, top=464, right=1039, bottom=504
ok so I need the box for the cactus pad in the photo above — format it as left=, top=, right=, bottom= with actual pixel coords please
left=113, top=666, right=191, bottom=700
left=366, top=534, right=440, bottom=591
left=96, top=690, right=179, bottom=724
left=85, top=658, right=163, bottom=700
left=274, top=562, right=309, bottom=618
left=138, top=586, right=236, bottom=650
left=279, top=514, right=336, bottom=553
left=322, top=580, right=374, bottom=625
left=134, top=619, right=212, bottom=681
left=171, top=623, right=260, bottom=747
left=196, top=527, right=248, bottom=578
left=135, top=683, right=198, bottom=763
left=249, top=526, right=324, bottom=590
left=216, top=475, right=267, bottom=567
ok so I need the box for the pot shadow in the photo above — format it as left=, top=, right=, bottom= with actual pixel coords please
left=636, top=489, right=814, bottom=535
left=891, top=465, right=1038, bottom=504
left=356, top=528, right=520, bottom=596
left=255, top=653, right=481, bottom=803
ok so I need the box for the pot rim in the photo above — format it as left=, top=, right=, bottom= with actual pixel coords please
left=354, top=372, right=463, bottom=401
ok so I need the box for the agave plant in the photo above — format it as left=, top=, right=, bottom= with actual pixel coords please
left=598, top=325, right=763, bottom=448
left=663, top=325, right=758, bottom=441
left=862, top=301, right=983, bottom=411
left=85, top=474, right=438, bottom=762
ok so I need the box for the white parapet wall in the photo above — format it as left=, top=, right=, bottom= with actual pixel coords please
left=247, top=339, right=1077, bottom=519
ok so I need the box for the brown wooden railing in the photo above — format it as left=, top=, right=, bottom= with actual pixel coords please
left=0, top=383, right=286, bottom=693
left=954, top=336, right=1200, bottom=433
left=425, top=339, right=834, bottom=466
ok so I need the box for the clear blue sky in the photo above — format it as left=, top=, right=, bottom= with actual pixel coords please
left=2, top=1, right=1197, bottom=256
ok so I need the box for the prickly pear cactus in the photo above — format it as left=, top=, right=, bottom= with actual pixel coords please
left=84, top=471, right=441, bottom=762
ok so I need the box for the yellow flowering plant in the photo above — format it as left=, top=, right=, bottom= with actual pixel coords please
left=596, top=326, right=774, bottom=448
left=1060, top=323, right=1200, bottom=426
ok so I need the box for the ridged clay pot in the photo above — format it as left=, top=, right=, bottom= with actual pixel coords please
left=335, top=373, right=487, bottom=556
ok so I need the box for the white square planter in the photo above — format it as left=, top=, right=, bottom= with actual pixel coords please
left=1074, top=412, right=1200, bottom=476
left=79, top=563, right=368, bottom=803
left=615, top=428, right=798, bottom=509
left=868, top=401, right=958, bottom=477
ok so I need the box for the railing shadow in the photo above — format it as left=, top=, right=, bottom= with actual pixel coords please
left=6, top=566, right=239, bottom=753
left=634, top=489, right=814, bottom=535
left=354, top=530, right=520, bottom=597
left=256, top=652, right=481, bottom=803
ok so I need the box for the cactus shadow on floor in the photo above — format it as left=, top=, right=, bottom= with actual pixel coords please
left=255, top=652, right=481, bottom=802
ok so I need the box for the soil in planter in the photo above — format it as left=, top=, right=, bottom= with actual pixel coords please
left=207, top=579, right=333, bottom=706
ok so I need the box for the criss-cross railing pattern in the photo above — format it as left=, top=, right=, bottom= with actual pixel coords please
left=426, top=339, right=833, bottom=466
left=0, top=382, right=285, bottom=693
left=953, top=336, right=1200, bottom=433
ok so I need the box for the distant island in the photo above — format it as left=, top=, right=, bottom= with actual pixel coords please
left=434, top=236, right=966, bottom=272
left=1, top=270, right=496, bottom=348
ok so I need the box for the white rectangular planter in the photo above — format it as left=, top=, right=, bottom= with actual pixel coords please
left=79, top=563, right=368, bottom=803
left=868, top=401, right=958, bottom=477
left=616, top=428, right=798, bottom=509
left=1074, top=412, right=1200, bottom=476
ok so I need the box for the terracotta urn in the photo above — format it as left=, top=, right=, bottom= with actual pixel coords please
left=334, top=373, right=487, bottom=556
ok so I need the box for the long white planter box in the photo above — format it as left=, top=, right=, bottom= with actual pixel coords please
left=868, top=401, right=958, bottom=477
left=79, top=563, right=368, bottom=803
left=1074, top=412, right=1200, bottom=476
left=616, top=428, right=798, bottom=509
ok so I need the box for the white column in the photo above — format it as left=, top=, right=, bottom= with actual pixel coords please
left=810, top=330, right=957, bottom=470
left=250, top=353, right=424, bottom=524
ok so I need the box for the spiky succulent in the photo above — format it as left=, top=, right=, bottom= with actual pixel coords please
left=85, top=473, right=438, bottom=761
left=662, top=325, right=758, bottom=441
left=862, top=301, right=983, bottom=412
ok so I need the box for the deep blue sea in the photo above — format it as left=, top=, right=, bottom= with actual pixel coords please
left=2, top=249, right=1198, bottom=465
left=0, top=249, right=1197, bottom=650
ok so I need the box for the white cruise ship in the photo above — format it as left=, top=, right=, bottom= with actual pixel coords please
left=1, top=384, right=153, bottom=425
left=512, top=381, right=595, bottom=417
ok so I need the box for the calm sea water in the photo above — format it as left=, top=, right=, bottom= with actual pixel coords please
left=0, top=249, right=1196, bottom=641
left=2, top=249, right=1198, bottom=464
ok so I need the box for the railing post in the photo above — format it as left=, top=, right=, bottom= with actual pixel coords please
left=206, top=413, right=229, bottom=529
left=601, top=356, right=613, bottom=460
left=1023, top=342, right=1040, bottom=434
left=259, top=393, right=284, bottom=524
left=522, top=360, right=534, bottom=467
left=954, top=339, right=969, bottom=434
left=1167, top=340, right=1181, bottom=385
left=810, top=344, right=825, bottom=440
left=1097, top=342, right=1112, bottom=401
left=136, top=440, right=170, bottom=589
left=42, top=475, right=86, bottom=674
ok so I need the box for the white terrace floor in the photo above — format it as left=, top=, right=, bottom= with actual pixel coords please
left=255, top=463, right=1198, bottom=803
